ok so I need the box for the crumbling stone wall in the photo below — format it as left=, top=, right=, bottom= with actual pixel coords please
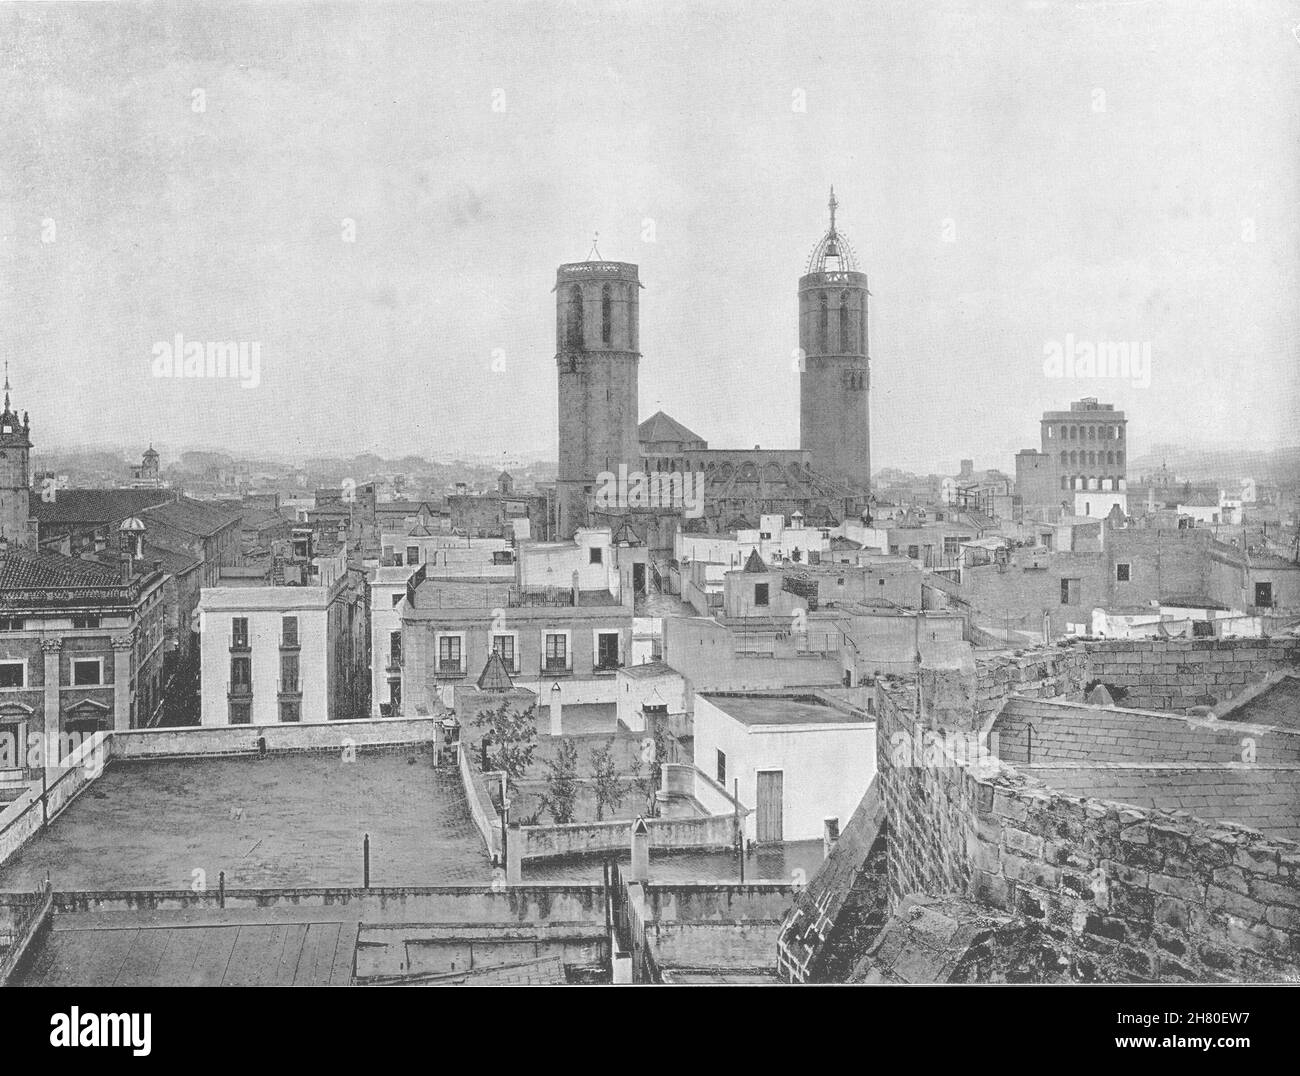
left=877, top=678, right=1300, bottom=982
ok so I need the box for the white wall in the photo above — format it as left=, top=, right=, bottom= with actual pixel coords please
left=692, top=696, right=876, bottom=843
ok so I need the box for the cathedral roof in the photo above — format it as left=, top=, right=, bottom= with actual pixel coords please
left=638, top=411, right=707, bottom=447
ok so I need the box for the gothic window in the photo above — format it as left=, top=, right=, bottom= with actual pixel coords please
left=818, top=293, right=828, bottom=352
left=1088, top=425, right=1096, bottom=440
left=1060, top=476, right=1069, bottom=490
left=1107, top=450, right=1115, bottom=465
left=1116, top=451, right=1124, bottom=466
left=1059, top=426, right=1067, bottom=439
left=567, top=284, right=583, bottom=348
left=1069, top=451, right=1077, bottom=466
left=1070, top=426, right=1077, bottom=440
left=1059, top=451, right=1067, bottom=465
left=601, top=284, right=612, bottom=344
left=840, top=292, right=850, bottom=352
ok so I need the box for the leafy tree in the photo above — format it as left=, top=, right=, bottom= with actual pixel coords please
left=473, top=701, right=538, bottom=789
left=590, top=737, right=627, bottom=822
left=539, top=738, right=580, bottom=824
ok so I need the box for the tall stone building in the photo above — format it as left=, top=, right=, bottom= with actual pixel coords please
left=555, top=260, right=641, bottom=538
left=0, top=368, right=35, bottom=550
left=799, top=189, right=871, bottom=493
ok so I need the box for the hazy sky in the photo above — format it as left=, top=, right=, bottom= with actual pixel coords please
left=1, top=0, right=1296, bottom=474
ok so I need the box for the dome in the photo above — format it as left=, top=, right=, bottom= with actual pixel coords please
left=119, top=517, right=147, bottom=533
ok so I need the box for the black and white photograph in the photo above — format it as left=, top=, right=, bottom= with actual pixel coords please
left=0, top=0, right=1297, bottom=1037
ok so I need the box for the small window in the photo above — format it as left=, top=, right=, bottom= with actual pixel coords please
left=0, top=618, right=24, bottom=632
left=229, top=701, right=251, bottom=725
left=280, top=653, right=300, bottom=693
left=406, top=546, right=420, bottom=565
left=1115, top=563, right=1131, bottom=582
left=438, top=636, right=462, bottom=671
left=281, top=615, right=299, bottom=647
left=71, top=616, right=99, bottom=630
left=72, top=659, right=102, bottom=687
left=1255, top=582, right=1273, bottom=609
left=545, top=633, right=567, bottom=670
left=279, top=699, right=301, bottom=723
left=231, top=617, right=249, bottom=649
left=230, top=656, right=251, bottom=688
left=1061, top=578, right=1081, bottom=605
left=754, top=583, right=770, bottom=607
left=596, top=631, right=619, bottom=670
left=716, top=749, right=727, bottom=786
left=0, top=661, right=24, bottom=689
left=589, top=547, right=602, bottom=565
left=492, top=635, right=515, bottom=667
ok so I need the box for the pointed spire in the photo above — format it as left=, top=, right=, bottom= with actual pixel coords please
left=3, top=360, right=9, bottom=412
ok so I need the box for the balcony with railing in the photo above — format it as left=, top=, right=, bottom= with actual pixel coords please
left=436, top=661, right=465, bottom=677
left=227, top=680, right=252, bottom=698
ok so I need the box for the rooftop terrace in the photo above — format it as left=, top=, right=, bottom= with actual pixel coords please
left=0, top=748, right=490, bottom=892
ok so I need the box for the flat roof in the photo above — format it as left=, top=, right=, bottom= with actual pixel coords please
left=700, top=693, right=867, bottom=727
left=0, top=748, right=489, bottom=891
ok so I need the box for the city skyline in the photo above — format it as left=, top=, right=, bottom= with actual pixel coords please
left=2, top=1, right=1296, bottom=473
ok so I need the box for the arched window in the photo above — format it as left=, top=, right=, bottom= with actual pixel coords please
left=1107, top=450, right=1115, bottom=465
left=840, top=292, right=850, bottom=352
left=1059, top=451, right=1067, bottom=466
left=1116, top=450, right=1124, bottom=466
left=1069, top=451, right=1077, bottom=466
left=1116, top=426, right=1124, bottom=440
left=1088, top=451, right=1096, bottom=465
left=1070, top=426, right=1078, bottom=440
left=601, top=285, right=612, bottom=344
left=818, top=293, right=828, bottom=352
left=567, top=284, right=583, bottom=348
left=1088, top=425, right=1096, bottom=440
left=1061, top=476, right=1069, bottom=490
left=1060, top=425, right=1067, bottom=439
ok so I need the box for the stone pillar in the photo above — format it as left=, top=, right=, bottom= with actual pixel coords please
left=41, top=639, right=61, bottom=754
left=823, top=817, right=840, bottom=858
left=549, top=682, right=563, bottom=737
left=629, top=816, right=650, bottom=883
left=506, top=822, right=522, bottom=885
left=111, top=634, right=134, bottom=731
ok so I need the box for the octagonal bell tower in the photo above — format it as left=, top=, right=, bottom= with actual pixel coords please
left=799, top=189, right=870, bottom=492
left=555, top=257, right=641, bottom=538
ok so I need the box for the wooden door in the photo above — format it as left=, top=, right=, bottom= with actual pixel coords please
left=755, top=770, right=783, bottom=843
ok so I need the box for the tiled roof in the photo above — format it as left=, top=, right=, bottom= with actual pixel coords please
left=29, top=488, right=173, bottom=526
left=0, top=548, right=124, bottom=589
left=142, top=496, right=240, bottom=537
left=638, top=410, right=707, bottom=447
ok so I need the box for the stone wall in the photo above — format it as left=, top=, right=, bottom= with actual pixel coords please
left=877, top=680, right=1300, bottom=981
left=993, top=697, right=1300, bottom=766
left=1084, top=637, right=1300, bottom=713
